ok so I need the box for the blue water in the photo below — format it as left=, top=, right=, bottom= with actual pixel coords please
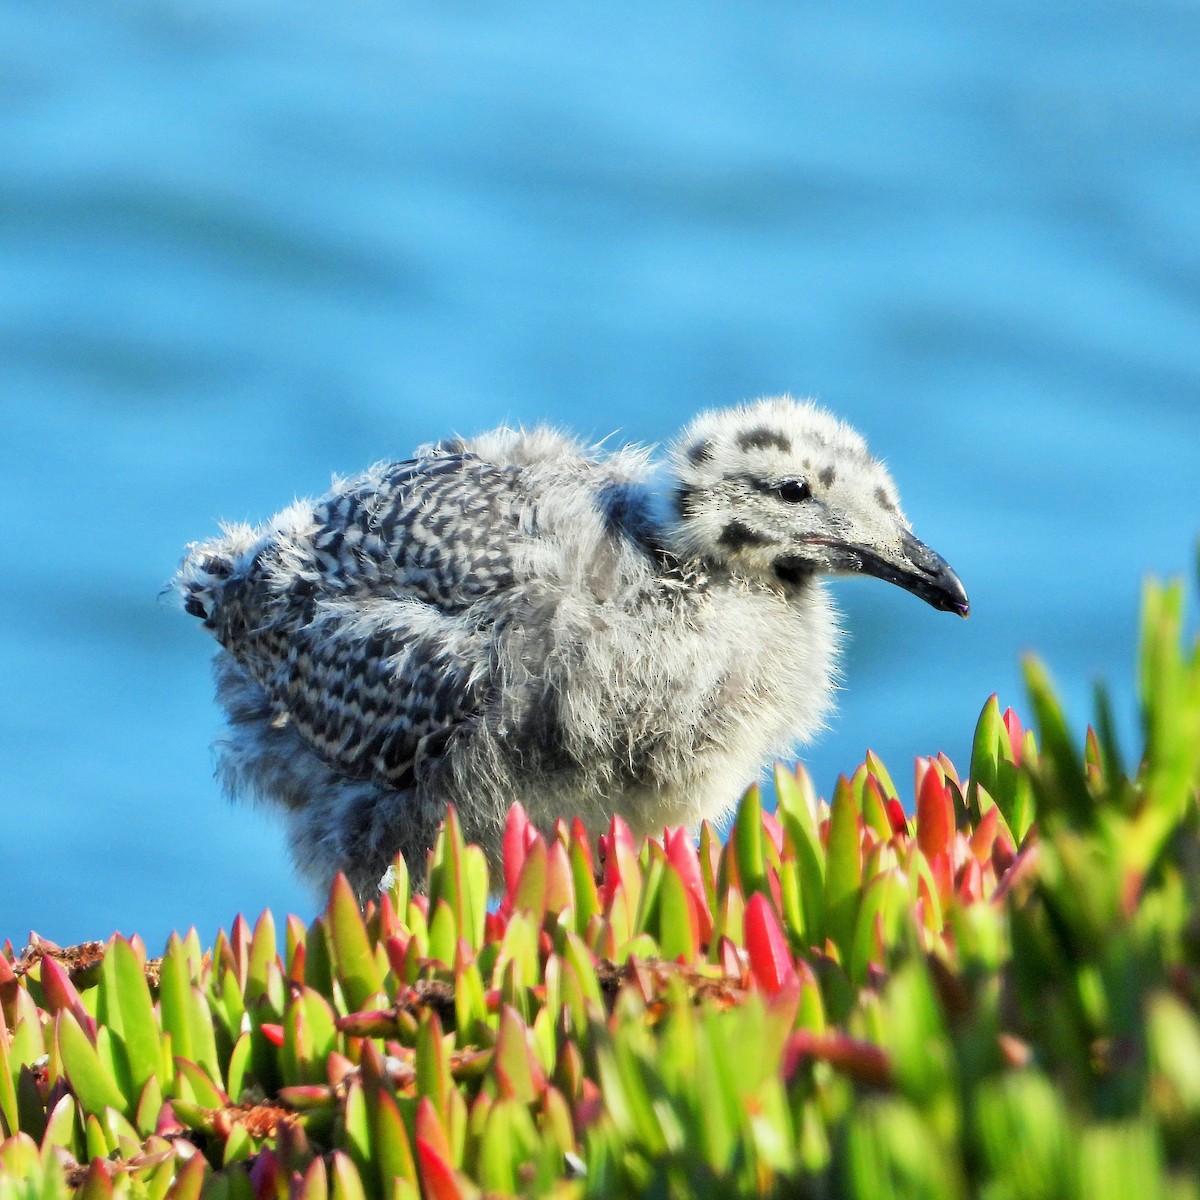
left=3, top=1, right=1198, bottom=950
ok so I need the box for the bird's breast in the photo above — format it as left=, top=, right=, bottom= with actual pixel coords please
left=473, top=574, right=839, bottom=828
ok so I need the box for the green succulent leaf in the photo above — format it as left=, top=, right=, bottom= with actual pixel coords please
left=733, top=785, right=769, bottom=901
left=103, top=938, right=160, bottom=1105
left=844, top=1097, right=960, bottom=1200
left=56, top=1010, right=128, bottom=1118
left=974, top=1071, right=1073, bottom=1200
left=328, top=876, right=386, bottom=1011
left=825, top=776, right=862, bottom=962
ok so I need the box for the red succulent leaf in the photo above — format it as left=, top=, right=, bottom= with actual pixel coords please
left=991, top=832, right=1017, bottom=879
left=384, top=934, right=410, bottom=980
left=782, top=1030, right=892, bottom=1088
left=969, top=805, right=999, bottom=863
left=326, top=1052, right=354, bottom=1086
left=374, top=892, right=400, bottom=943
left=600, top=815, right=638, bottom=908
left=956, top=857, right=983, bottom=903
left=0, top=951, right=17, bottom=1017
left=259, top=1023, right=284, bottom=1047
left=885, top=798, right=909, bottom=836
left=38, top=955, right=90, bottom=1030
left=336, top=1009, right=402, bottom=1037
left=1002, top=708, right=1024, bottom=765
left=761, top=809, right=785, bottom=855
left=570, top=819, right=594, bottom=873
left=744, top=893, right=797, bottom=995
left=285, top=917, right=308, bottom=984
left=663, top=828, right=714, bottom=944
left=416, top=1097, right=464, bottom=1200
left=276, top=1085, right=335, bottom=1109
left=416, top=1094, right=453, bottom=1158
left=416, top=1147, right=464, bottom=1200
left=155, top=1101, right=185, bottom=1137
left=929, top=850, right=953, bottom=904
left=993, top=843, right=1040, bottom=902
left=248, top=1147, right=279, bottom=1200
left=502, top=803, right=533, bottom=897
left=916, top=762, right=953, bottom=860
left=576, top=1078, right=604, bottom=1128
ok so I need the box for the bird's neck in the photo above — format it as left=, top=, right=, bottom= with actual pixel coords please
left=639, top=462, right=680, bottom=537
left=631, top=465, right=700, bottom=570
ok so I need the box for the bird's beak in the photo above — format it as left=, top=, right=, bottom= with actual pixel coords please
left=813, top=530, right=970, bottom=617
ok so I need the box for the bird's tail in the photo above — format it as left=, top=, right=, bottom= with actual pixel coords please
left=173, top=523, right=262, bottom=625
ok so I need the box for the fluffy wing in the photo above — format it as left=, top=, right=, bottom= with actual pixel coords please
left=266, top=598, right=491, bottom=790
left=304, top=452, right=523, bottom=609
left=193, top=450, right=529, bottom=789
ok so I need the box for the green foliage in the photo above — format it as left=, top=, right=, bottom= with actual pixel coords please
left=2, top=566, right=1199, bottom=1198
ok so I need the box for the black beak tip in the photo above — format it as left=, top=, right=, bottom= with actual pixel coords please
left=897, top=531, right=969, bottom=618
left=931, top=569, right=970, bottom=618
left=940, top=574, right=970, bottom=619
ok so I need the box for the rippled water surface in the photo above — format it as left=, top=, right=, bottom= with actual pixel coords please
left=3, top=1, right=1198, bottom=946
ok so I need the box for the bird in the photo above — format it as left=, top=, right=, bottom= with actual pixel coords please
left=175, top=396, right=968, bottom=899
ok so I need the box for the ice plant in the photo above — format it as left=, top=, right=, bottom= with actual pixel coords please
left=1, top=565, right=1198, bottom=1198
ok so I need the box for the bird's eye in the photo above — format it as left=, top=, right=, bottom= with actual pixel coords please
left=774, top=479, right=811, bottom=504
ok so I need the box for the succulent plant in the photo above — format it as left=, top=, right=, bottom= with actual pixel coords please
left=2, top=562, right=1199, bottom=1198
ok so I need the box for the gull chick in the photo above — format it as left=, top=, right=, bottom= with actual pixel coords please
left=176, top=396, right=968, bottom=897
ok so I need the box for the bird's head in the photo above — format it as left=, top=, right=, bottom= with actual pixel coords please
left=665, top=396, right=969, bottom=616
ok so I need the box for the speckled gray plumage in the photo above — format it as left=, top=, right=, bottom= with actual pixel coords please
left=176, top=396, right=968, bottom=898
